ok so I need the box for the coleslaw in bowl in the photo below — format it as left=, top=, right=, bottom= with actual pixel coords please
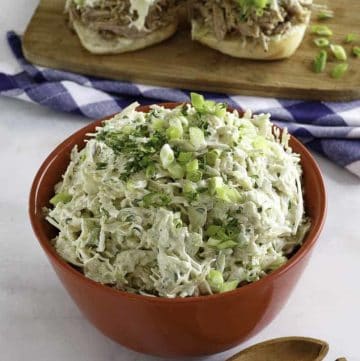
left=45, top=94, right=310, bottom=298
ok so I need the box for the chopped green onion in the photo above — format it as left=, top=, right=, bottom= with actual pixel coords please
left=207, top=237, right=222, bottom=247
left=168, top=162, right=185, bottom=179
left=313, top=50, right=327, bottom=73
left=330, top=44, right=347, bottom=61
left=216, top=240, right=238, bottom=250
left=313, top=37, right=330, bottom=48
left=207, top=270, right=224, bottom=292
left=185, top=159, right=199, bottom=173
left=353, top=46, right=360, bottom=58
left=206, top=149, right=221, bottom=166
left=145, top=164, right=156, bottom=178
left=220, top=280, right=239, bottom=293
left=345, top=34, right=357, bottom=43
left=178, top=152, right=193, bottom=165
left=189, top=127, right=206, bottom=150
left=190, top=92, right=227, bottom=117
left=190, top=92, right=205, bottom=110
left=206, top=225, right=229, bottom=241
left=166, top=125, right=183, bottom=140
left=311, top=25, right=333, bottom=36
left=187, top=170, right=202, bottom=182
left=121, top=125, right=134, bottom=134
left=160, top=144, right=174, bottom=169
left=142, top=193, right=171, bottom=207
left=206, top=225, right=223, bottom=237
left=317, top=10, right=334, bottom=21
left=208, top=176, right=223, bottom=195
left=254, top=0, right=268, bottom=7
left=50, top=193, right=72, bottom=205
left=214, top=103, right=227, bottom=117
left=216, top=185, right=242, bottom=203
left=331, top=63, right=349, bottom=79
left=152, top=118, right=167, bottom=130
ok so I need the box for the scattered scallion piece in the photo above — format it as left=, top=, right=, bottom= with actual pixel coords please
left=178, top=152, right=193, bottom=165
left=313, top=37, right=330, bottom=48
left=142, top=193, right=171, bottom=208
left=50, top=193, right=72, bottom=205
left=168, top=162, right=185, bottom=179
left=353, top=46, right=360, bottom=58
left=220, top=280, right=239, bottom=293
left=190, top=92, right=205, bottom=110
left=207, top=270, right=224, bottom=292
left=206, top=149, right=221, bottom=166
left=166, top=125, right=183, bottom=140
left=317, top=10, right=334, bottom=21
left=216, top=240, right=238, bottom=250
left=187, top=170, right=202, bottom=182
left=313, top=50, right=328, bottom=73
left=331, top=63, right=349, bottom=79
left=311, top=25, right=333, bottom=36
left=207, top=237, right=222, bottom=247
left=345, top=33, right=358, bottom=44
left=330, top=44, right=347, bottom=61
left=185, top=159, right=199, bottom=173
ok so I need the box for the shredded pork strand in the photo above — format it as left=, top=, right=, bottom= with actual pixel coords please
left=68, top=0, right=177, bottom=39
left=189, top=0, right=312, bottom=50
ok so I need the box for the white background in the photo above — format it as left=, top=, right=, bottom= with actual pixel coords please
left=1, top=1, right=360, bottom=360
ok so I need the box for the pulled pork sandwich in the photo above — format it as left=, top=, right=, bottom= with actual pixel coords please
left=189, top=0, right=312, bottom=60
left=66, top=0, right=180, bottom=54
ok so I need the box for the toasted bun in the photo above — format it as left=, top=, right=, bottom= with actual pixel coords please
left=71, top=19, right=178, bottom=55
left=191, top=14, right=310, bottom=60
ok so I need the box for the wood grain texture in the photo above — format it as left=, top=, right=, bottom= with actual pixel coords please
left=226, top=337, right=329, bottom=361
left=23, top=0, right=360, bottom=101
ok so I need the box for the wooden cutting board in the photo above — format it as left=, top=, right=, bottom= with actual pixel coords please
left=23, top=0, right=360, bottom=101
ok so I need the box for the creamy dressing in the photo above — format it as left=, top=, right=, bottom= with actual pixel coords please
left=129, top=0, right=157, bottom=30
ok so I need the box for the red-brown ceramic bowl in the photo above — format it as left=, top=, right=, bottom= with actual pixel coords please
left=29, top=103, right=326, bottom=358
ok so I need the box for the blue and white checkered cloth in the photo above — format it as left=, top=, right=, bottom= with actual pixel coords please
left=1, top=31, right=360, bottom=178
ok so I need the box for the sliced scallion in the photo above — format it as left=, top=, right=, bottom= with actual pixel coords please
left=317, top=10, right=334, bottom=21
left=345, top=33, right=358, bottom=44
left=178, top=152, right=193, bottom=165
left=311, top=25, right=333, bottom=36
left=313, top=50, right=328, bottom=73
left=216, top=240, right=238, bottom=250
left=313, top=37, right=330, bottom=48
left=331, top=63, right=349, bottom=79
left=207, top=270, right=224, bottom=292
left=220, top=280, right=239, bottom=293
left=353, top=46, right=360, bottom=58
left=330, top=45, right=347, bottom=61
left=50, top=193, right=72, bottom=205
left=168, top=162, right=185, bottom=179
left=187, top=170, right=202, bottom=182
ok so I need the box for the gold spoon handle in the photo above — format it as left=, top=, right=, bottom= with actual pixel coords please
left=336, top=358, right=347, bottom=361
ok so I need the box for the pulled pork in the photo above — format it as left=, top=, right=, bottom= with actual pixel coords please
left=68, top=0, right=177, bottom=39
left=189, top=0, right=312, bottom=50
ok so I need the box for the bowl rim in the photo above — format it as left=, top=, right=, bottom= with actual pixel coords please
left=29, top=102, right=327, bottom=304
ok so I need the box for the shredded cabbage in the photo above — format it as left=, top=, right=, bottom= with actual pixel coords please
left=46, top=94, right=310, bottom=298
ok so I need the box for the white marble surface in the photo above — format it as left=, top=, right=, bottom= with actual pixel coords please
left=1, top=1, right=360, bottom=360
